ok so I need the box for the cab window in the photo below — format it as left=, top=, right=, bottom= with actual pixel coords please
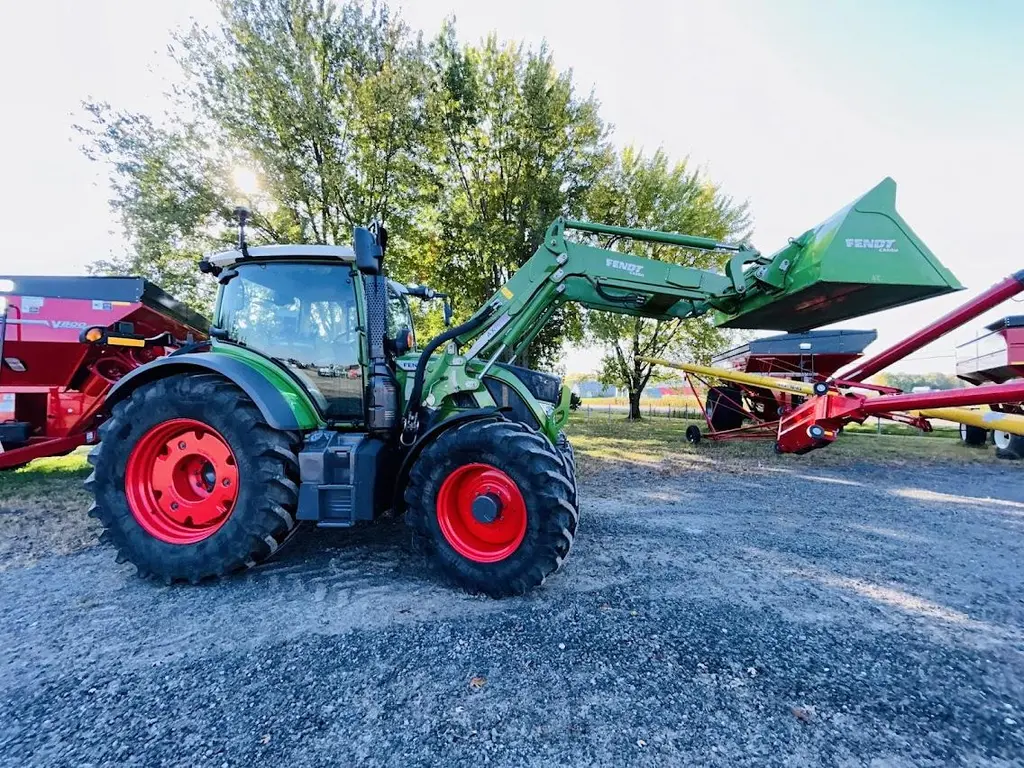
left=216, top=262, right=363, bottom=420
left=386, top=286, right=416, bottom=350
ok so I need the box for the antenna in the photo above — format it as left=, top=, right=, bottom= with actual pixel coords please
left=234, top=206, right=251, bottom=259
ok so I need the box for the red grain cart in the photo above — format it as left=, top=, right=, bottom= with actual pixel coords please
left=686, top=329, right=876, bottom=442
left=0, top=276, right=209, bottom=470
left=955, top=315, right=1024, bottom=455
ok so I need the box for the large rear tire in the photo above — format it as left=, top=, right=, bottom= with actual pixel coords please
left=405, top=419, right=578, bottom=597
left=86, top=374, right=300, bottom=583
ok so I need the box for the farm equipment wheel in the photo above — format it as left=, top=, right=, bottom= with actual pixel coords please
left=706, top=386, right=744, bottom=431
left=685, top=425, right=702, bottom=444
left=555, top=431, right=579, bottom=508
left=404, top=419, right=578, bottom=597
left=959, top=423, right=988, bottom=447
left=86, top=373, right=300, bottom=583
left=994, top=430, right=1024, bottom=460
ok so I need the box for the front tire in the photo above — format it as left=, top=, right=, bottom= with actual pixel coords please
left=405, top=419, right=578, bottom=597
left=555, top=431, right=578, bottom=507
left=87, top=374, right=300, bottom=583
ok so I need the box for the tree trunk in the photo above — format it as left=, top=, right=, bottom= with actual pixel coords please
left=628, top=390, right=642, bottom=420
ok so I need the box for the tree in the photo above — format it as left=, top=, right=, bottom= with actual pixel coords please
left=872, top=371, right=964, bottom=391
left=584, top=147, right=750, bottom=419
left=80, top=108, right=227, bottom=311
left=79, top=0, right=429, bottom=312
left=421, top=25, right=611, bottom=366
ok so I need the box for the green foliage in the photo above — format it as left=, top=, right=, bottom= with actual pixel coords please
left=77, top=0, right=735, bottom=371
left=80, top=0, right=429, bottom=314
left=176, top=0, right=430, bottom=247
left=420, top=25, right=611, bottom=365
left=872, top=371, right=965, bottom=392
left=584, top=147, right=750, bottom=418
left=79, top=107, right=227, bottom=312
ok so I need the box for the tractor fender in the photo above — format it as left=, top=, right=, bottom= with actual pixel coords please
left=393, top=408, right=505, bottom=513
left=104, top=353, right=303, bottom=431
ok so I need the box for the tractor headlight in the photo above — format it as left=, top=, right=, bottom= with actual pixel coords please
left=0, top=279, right=14, bottom=293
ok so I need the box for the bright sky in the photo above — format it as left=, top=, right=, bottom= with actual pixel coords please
left=2, top=0, right=1022, bottom=374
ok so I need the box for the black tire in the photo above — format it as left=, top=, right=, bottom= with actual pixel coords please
left=959, top=423, right=988, bottom=447
left=685, top=424, right=702, bottom=444
left=86, top=373, right=300, bottom=584
left=404, top=419, right=577, bottom=597
left=995, top=431, right=1024, bottom=460
left=555, top=431, right=579, bottom=507
left=706, top=386, right=744, bottom=431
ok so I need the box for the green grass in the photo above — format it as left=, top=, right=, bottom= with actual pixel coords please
left=0, top=449, right=92, bottom=515
left=564, top=413, right=1001, bottom=468
left=0, top=451, right=91, bottom=494
left=0, top=449, right=95, bottom=568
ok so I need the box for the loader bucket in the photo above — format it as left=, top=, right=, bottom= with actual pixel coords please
left=717, top=178, right=962, bottom=332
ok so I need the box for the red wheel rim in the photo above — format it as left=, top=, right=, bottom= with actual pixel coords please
left=436, top=463, right=527, bottom=563
left=125, top=418, right=239, bottom=544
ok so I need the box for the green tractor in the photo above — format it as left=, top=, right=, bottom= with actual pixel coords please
left=86, top=179, right=960, bottom=595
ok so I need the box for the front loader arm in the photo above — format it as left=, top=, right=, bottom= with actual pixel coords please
left=404, top=217, right=776, bottom=442
left=401, top=177, right=963, bottom=444
left=456, top=217, right=767, bottom=363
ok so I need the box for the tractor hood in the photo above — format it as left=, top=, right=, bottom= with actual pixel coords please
left=717, top=177, right=962, bottom=332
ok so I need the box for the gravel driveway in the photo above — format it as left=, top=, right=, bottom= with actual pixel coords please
left=1, top=448, right=1022, bottom=766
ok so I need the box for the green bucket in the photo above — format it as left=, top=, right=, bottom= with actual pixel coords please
left=717, top=178, right=962, bottom=332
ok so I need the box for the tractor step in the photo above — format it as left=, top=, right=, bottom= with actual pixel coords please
left=306, top=484, right=356, bottom=526
left=296, top=431, right=395, bottom=525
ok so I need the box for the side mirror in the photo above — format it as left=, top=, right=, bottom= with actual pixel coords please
left=405, top=284, right=436, bottom=300
left=353, top=227, right=382, bottom=275
left=388, top=327, right=414, bottom=356
left=218, top=268, right=239, bottom=285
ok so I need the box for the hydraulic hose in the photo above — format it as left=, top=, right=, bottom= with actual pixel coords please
left=402, top=306, right=494, bottom=442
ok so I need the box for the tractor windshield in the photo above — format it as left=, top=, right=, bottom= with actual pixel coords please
left=215, top=262, right=362, bottom=420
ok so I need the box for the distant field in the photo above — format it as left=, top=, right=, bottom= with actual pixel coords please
left=566, top=412, right=987, bottom=464
left=581, top=394, right=701, bottom=409
left=578, top=395, right=963, bottom=439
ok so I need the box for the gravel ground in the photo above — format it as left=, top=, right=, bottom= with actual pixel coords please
left=1, top=449, right=1023, bottom=767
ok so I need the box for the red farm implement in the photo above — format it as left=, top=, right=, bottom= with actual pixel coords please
left=953, top=314, right=1024, bottom=455
left=679, top=329, right=877, bottom=443
left=0, top=276, right=208, bottom=470
left=647, top=269, right=1024, bottom=454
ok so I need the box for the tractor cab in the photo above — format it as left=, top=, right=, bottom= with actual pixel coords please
left=201, top=243, right=421, bottom=423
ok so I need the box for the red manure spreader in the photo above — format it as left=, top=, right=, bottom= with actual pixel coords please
left=0, top=276, right=208, bottom=470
